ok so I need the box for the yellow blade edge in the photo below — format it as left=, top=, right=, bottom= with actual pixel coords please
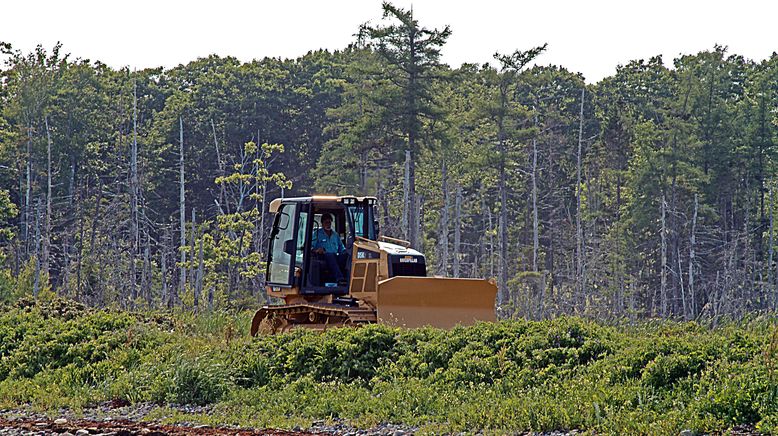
left=377, top=276, right=497, bottom=329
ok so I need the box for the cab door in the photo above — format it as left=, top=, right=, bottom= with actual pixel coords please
left=266, top=202, right=298, bottom=287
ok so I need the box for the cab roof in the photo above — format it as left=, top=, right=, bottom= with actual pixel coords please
left=269, top=195, right=377, bottom=213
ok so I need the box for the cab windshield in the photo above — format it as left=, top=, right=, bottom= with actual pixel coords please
left=347, top=203, right=375, bottom=240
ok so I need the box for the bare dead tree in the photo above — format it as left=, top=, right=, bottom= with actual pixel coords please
left=142, top=237, right=151, bottom=306
left=129, top=79, right=140, bottom=304
left=23, top=125, right=33, bottom=256
left=678, top=246, right=686, bottom=318
left=43, top=116, right=52, bottom=282
left=75, top=179, right=86, bottom=300
left=211, top=118, right=228, bottom=214
left=688, top=193, right=698, bottom=318
left=770, top=186, right=775, bottom=310
left=178, top=117, right=186, bottom=304
left=195, top=225, right=205, bottom=312
left=575, top=88, right=585, bottom=302
left=160, top=231, right=168, bottom=308
left=189, top=208, right=197, bottom=297
left=532, top=113, right=539, bottom=273
left=660, top=195, right=667, bottom=317
left=33, top=199, right=41, bottom=296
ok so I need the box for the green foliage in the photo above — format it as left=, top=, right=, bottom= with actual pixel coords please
left=0, top=257, right=53, bottom=303
left=0, top=189, right=17, bottom=233
left=0, top=300, right=137, bottom=380
left=178, top=140, right=291, bottom=308
left=163, top=355, right=228, bottom=405
left=1, top=300, right=776, bottom=434
left=0, top=189, right=17, bottom=274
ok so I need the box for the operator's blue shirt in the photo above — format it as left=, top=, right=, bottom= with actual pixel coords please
left=312, top=228, right=345, bottom=254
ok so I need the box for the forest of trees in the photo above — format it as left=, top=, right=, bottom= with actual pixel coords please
left=1, top=4, right=777, bottom=322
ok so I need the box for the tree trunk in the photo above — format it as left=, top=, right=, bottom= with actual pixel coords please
left=43, top=116, right=52, bottom=282
left=211, top=118, right=227, bottom=213
left=437, top=160, right=449, bottom=275
left=453, top=184, right=462, bottom=278
left=178, top=117, right=186, bottom=306
left=33, top=199, right=41, bottom=297
left=409, top=159, right=419, bottom=249
left=161, top=237, right=168, bottom=308
left=360, top=148, right=369, bottom=195
left=76, top=180, right=86, bottom=300
left=660, top=196, right=667, bottom=317
left=402, top=150, right=410, bottom=241
left=195, top=227, right=205, bottom=312
left=498, top=155, right=508, bottom=306
left=532, top=116, right=539, bottom=273
left=25, top=124, right=32, bottom=254
left=15, top=163, right=23, bottom=276
left=576, top=89, right=585, bottom=301
left=378, top=175, right=390, bottom=236
left=689, top=193, right=698, bottom=318
left=417, top=194, right=424, bottom=253
left=142, top=238, right=151, bottom=306
left=406, top=34, right=419, bottom=250
left=259, top=177, right=268, bottom=250
left=189, top=208, right=197, bottom=296
left=129, top=80, right=139, bottom=304
left=89, top=182, right=103, bottom=302
left=770, top=186, right=775, bottom=310
left=251, top=130, right=262, bottom=297
left=678, top=247, right=686, bottom=319
left=62, top=160, right=75, bottom=293
left=497, top=102, right=509, bottom=306
left=487, top=194, right=494, bottom=278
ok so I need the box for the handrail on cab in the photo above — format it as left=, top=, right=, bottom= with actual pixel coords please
left=378, top=235, right=411, bottom=248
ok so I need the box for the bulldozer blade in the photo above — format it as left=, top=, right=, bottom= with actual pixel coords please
left=377, top=276, right=496, bottom=329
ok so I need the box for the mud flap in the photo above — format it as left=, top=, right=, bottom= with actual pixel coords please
left=376, top=277, right=496, bottom=328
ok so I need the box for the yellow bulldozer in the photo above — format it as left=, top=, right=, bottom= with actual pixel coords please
left=250, top=195, right=496, bottom=335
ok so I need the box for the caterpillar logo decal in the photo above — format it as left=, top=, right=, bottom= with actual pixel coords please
left=399, top=256, right=418, bottom=263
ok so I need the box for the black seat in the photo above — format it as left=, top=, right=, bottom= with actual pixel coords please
left=308, top=254, right=327, bottom=286
left=310, top=252, right=340, bottom=285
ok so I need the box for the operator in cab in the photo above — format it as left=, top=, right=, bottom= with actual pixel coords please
left=312, top=213, right=348, bottom=282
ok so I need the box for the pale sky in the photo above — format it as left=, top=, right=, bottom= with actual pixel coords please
left=2, top=0, right=776, bottom=83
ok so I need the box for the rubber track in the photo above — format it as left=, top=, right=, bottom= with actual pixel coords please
left=260, top=303, right=377, bottom=323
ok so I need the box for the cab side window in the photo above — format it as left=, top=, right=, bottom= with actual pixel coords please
left=267, top=204, right=295, bottom=285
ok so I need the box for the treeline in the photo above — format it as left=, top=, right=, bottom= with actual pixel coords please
left=0, top=4, right=777, bottom=321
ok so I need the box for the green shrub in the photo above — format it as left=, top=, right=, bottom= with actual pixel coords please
left=164, top=356, right=228, bottom=405
left=693, top=360, right=775, bottom=426
left=641, top=353, right=707, bottom=388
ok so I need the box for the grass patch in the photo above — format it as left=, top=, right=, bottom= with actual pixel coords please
left=0, top=297, right=776, bottom=434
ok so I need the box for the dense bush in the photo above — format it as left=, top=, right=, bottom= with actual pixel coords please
left=0, top=298, right=776, bottom=434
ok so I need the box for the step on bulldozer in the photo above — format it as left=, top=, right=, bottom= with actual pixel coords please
left=250, top=195, right=496, bottom=335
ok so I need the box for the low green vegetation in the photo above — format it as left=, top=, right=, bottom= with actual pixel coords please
left=1, top=298, right=777, bottom=435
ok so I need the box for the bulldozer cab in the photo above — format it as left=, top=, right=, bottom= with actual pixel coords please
left=265, top=196, right=377, bottom=295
